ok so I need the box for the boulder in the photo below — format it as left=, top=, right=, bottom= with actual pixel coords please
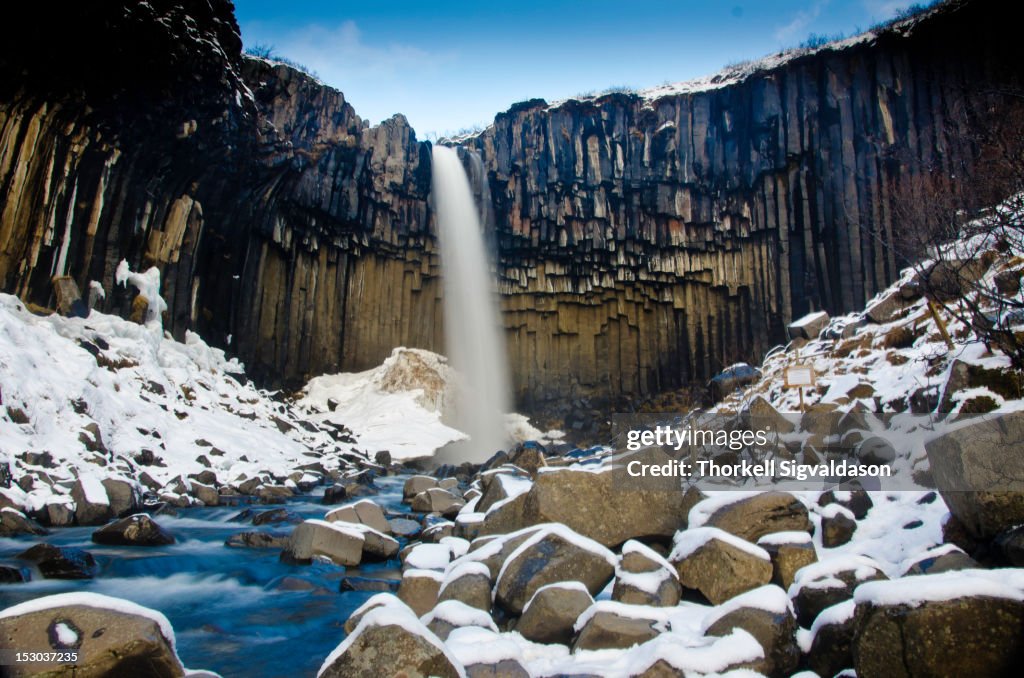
left=445, top=627, right=530, bottom=678
left=926, top=412, right=1024, bottom=540
left=790, top=556, right=887, bottom=628
left=325, top=499, right=390, bottom=534
left=254, top=484, right=294, bottom=504
left=516, top=581, right=593, bottom=645
left=821, top=507, right=857, bottom=548
left=438, top=562, right=492, bottom=611
left=710, top=364, right=761, bottom=402
left=788, top=310, right=830, bottom=340
left=189, top=481, right=219, bottom=506
left=818, top=486, right=873, bottom=519
left=16, top=544, right=96, bottom=579
left=43, top=501, right=75, bottom=527
left=100, top=478, right=139, bottom=516
left=343, top=593, right=411, bottom=634
left=411, top=488, right=465, bottom=517
left=70, top=477, right=112, bottom=525
left=670, top=528, right=772, bottom=605
left=520, top=449, right=690, bottom=547
left=853, top=578, right=1024, bottom=678
left=225, top=531, right=289, bottom=549
left=494, top=525, right=615, bottom=615
left=904, top=545, right=978, bottom=575
left=806, top=601, right=858, bottom=678
left=611, top=540, right=681, bottom=607
left=251, top=508, right=301, bottom=525
left=865, top=288, right=911, bottom=324
left=357, top=526, right=400, bottom=561
left=283, top=520, right=364, bottom=566
left=91, top=514, right=174, bottom=546
left=319, top=606, right=462, bottom=678
left=703, top=492, right=811, bottom=543
left=703, top=585, right=799, bottom=677
left=389, top=517, right=422, bottom=538
left=0, top=508, right=47, bottom=537
left=397, top=569, right=443, bottom=617
left=571, top=604, right=660, bottom=651
left=404, top=475, right=439, bottom=500
left=422, top=600, right=497, bottom=641
left=756, top=532, right=817, bottom=589
left=0, top=592, right=185, bottom=677
left=0, top=564, right=29, bottom=583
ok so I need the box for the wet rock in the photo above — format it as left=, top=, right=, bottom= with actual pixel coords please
left=571, top=605, right=660, bottom=652
left=0, top=564, right=30, bottom=583
left=494, top=525, right=615, bottom=615
left=252, top=508, right=301, bottom=526
left=224, top=531, right=289, bottom=549
left=16, top=544, right=96, bottom=579
left=0, top=508, right=48, bottom=537
left=321, top=484, right=348, bottom=505
left=670, top=528, right=772, bottom=605
left=704, top=492, right=812, bottom=543
left=516, top=582, right=593, bottom=645
left=320, top=606, right=462, bottom=678
left=92, top=514, right=175, bottom=546
left=0, top=592, right=185, bottom=676
left=283, top=520, right=363, bottom=566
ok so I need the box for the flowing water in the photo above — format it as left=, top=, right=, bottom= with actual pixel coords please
left=431, top=145, right=511, bottom=463
left=0, top=476, right=408, bottom=677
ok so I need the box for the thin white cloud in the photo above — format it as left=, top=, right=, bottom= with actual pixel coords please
left=774, top=0, right=832, bottom=43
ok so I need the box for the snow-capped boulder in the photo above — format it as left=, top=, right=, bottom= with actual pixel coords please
left=702, top=585, right=799, bottom=677
left=318, top=605, right=464, bottom=678
left=284, top=520, right=364, bottom=566
left=16, top=544, right=96, bottom=579
left=515, top=581, right=593, bottom=645
left=820, top=505, right=858, bottom=547
left=756, top=531, right=818, bottom=590
left=611, top=540, right=681, bottom=607
left=670, top=528, right=772, bottom=605
left=446, top=626, right=530, bottom=678
left=70, top=476, right=112, bottom=525
left=571, top=602, right=661, bottom=652
left=100, top=478, right=140, bottom=517
left=0, top=592, right=185, bottom=677
left=700, top=492, right=812, bottom=543
left=805, top=600, right=857, bottom=678
left=852, top=571, right=1024, bottom=677
left=926, top=411, right=1024, bottom=540
left=398, top=569, right=444, bottom=617
left=788, top=311, right=830, bottom=340
left=91, top=514, right=175, bottom=547
left=325, top=499, right=390, bottom=534
left=818, top=486, right=873, bottom=520
left=789, top=555, right=887, bottom=628
left=422, top=600, right=497, bottom=641
left=437, top=562, right=492, bottom=611
left=494, top=524, right=615, bottom=615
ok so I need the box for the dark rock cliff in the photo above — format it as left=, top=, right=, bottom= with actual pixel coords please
left=0, top=0, right=1019, bottom=409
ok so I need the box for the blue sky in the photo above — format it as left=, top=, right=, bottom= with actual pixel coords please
left=235, top=0, right=924, bottom=139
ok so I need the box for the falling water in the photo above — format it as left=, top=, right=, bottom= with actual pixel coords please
left=431, top=145, right=511, bottom=462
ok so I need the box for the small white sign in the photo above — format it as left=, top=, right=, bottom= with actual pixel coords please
left=785, top=364, right=815, bottom=388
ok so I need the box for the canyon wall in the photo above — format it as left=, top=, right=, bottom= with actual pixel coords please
left=0, top=0, right=1020, bottom=409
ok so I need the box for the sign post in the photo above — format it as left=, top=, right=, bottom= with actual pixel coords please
left=784, top=363, right=815, bottom=413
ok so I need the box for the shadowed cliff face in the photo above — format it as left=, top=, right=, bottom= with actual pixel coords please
left=0, top=0, right=1019, bottom=409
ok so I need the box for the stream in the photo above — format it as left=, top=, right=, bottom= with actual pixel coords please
left=0, top=475, right=410, bottom=677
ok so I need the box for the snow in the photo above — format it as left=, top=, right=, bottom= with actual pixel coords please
left=791, top=310, right=829, bottom=329
left=420, top=600, right=498, bottom=632
left=756, top=531, right=813, bottom=546
left=115, top=259, right=167, bottom=329
left=700, top=585, right=793, bottom=632
left=445, top=627, right=524, bottom=667
left=53, top=621, right=79, bottom=645
left=317, top=605, right=467, bottom=678
left=402, top=568, right=445, bottom=583
left=789, top=555, right=885, bottom=597
left=77, top=473, right=110, bottom=505
left=819, top=504, right=856, bottom=521
left=301, top=519, right=366, bottom=542
left=572, top=600, right=674, bottom=633
left=854, top=569, right=1024, bottom=607
left=0, top=592, right=177, bottom=650
left=404, top=544, right=454, bottom=571
left=670, top=527, right=770, bottom=562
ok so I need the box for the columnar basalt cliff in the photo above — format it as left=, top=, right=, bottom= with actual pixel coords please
left=0, top=0, right=1019, bottom=409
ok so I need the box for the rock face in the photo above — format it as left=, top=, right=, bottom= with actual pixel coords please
left=2, top=1, right=1021, bottom=406
left=0, top=594, right=185, bottom=677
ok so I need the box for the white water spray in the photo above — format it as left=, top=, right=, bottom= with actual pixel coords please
left=431, top=145, right=511, bottom=463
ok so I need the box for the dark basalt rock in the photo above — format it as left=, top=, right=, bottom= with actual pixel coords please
left=16, top=544, right=97, bottom=579
left=91, top=514, right=175, bottom=546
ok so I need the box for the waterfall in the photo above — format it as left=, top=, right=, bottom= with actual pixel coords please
left=431, top=145, right=511, bottom=463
